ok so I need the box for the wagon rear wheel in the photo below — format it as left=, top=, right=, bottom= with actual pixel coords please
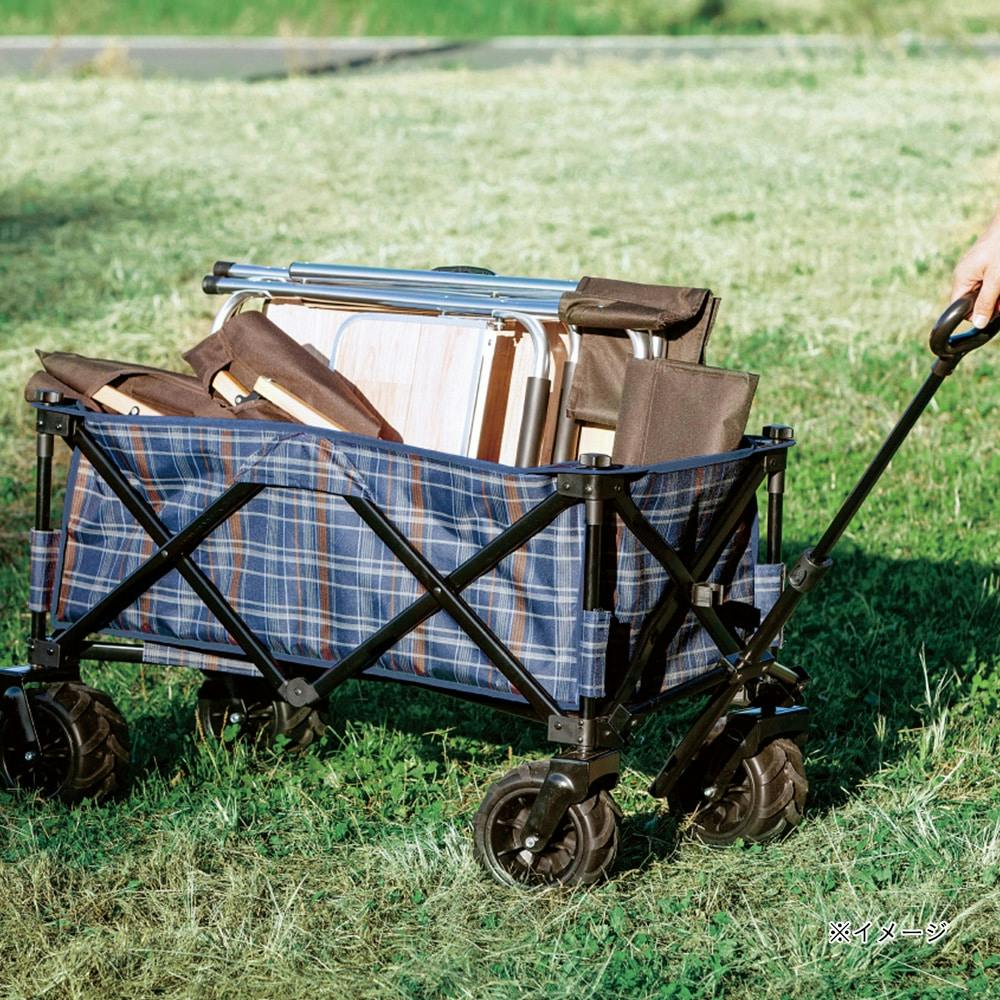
left=473, top=761, right=620, bottom=887
left=195, top=676, right=327, bottom=751
left=0, top=682, right=129, bottom=803
left=681, top=737, right=807, bottom=846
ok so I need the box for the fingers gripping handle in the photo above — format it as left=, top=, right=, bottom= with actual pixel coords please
left=930, top=293, right=1000, bottom=362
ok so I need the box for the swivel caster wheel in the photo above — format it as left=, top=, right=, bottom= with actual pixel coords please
left=473, top=761, right=620, bottom=887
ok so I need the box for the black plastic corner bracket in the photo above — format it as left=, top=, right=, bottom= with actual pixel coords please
left=547, top=704, right=636, bottom=749
left=35, top=406, right=77, bottom=438
left=555, top=471, right=633, bottom=501
left=27, top=638, right=63, bottom=669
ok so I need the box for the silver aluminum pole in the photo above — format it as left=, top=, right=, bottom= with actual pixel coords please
left=289, top=261, right=574, bottom=297
left=205, top=275, right=558, bottom=378
left=213, top=261, right=574, bottom=298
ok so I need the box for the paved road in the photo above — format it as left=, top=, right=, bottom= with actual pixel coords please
left=2, top=34, right=998, bottom=79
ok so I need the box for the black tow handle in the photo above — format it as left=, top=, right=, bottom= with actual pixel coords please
left=736, top=295, right=997, bottom=675
left=930, top=292, right=1000, bottom=363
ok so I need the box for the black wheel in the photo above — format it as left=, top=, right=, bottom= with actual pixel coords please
left=195, top=676, right=327, bottom=751
left=0, top=682, right=129, bottom=803
left=473, top=761, right=620, bottom=887
left=680, top=737, right=807, bottom=846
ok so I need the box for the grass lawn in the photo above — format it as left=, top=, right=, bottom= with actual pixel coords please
left=1, top=50, right=999, bottom=998
left=1, top=0, right=999, bottom=38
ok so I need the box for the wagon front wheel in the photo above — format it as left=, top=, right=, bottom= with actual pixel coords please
left=473, top=761, right=620, bottom=887
left=0, top=682, right=130, bottom=803
left=682, top=737, right=807, bottom=846
left=195, top=677, right=327, bottom=751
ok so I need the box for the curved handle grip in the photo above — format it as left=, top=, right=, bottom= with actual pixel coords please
left=930, top=293, right=1000, bottom=358
left=432, top=265, right=497, bottom=275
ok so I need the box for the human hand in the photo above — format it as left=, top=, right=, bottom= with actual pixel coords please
left=950, top=206, right=1000, bottom=328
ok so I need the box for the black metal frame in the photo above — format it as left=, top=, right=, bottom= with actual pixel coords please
left=7, top=294, right=994, bottom=852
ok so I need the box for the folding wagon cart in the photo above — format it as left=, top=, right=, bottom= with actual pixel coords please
left=2, top=264, right=995, bottom=886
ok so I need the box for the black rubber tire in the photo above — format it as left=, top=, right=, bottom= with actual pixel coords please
left=473, top=761, right=620, bottom=887
left=0, top=682, right=129, bottom=804
left=195, top=676, right=327, bottom=751
left=682, top=737, right=807, bottom=846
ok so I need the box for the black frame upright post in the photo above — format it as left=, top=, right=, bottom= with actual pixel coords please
left=578, top=480, right=606, bottom=740
left=31, top=404, right=56, bottom=641
left=762, top=424, right=793, bottom=564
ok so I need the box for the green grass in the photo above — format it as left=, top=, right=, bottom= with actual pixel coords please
left=1, top=0, right=999, bottom=37
left=1, top=51, right=999, bottom=998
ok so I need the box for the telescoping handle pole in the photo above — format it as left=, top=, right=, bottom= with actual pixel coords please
left=742, top=294, right=1000, bottom=669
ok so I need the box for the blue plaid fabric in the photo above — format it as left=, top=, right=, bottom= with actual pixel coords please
left=619, top=462, right=761, bottom=692
left=577, top=610, right=612, bottom=698
left=143, top=641, right=261, bottom=679
left=29, top=529, right=60, bottom=613
left=52, top=411, right=783, bottom=709
left=754, top=562, right=786, bottom=646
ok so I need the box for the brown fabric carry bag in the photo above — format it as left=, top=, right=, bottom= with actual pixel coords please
left=559, top=276, right=716, bottom=345
left=30, top=351, right=236, bottom=419
left=559, top=277, right=720, bottom=427
left=184, top=312, right=403, bottom=441
left=611, top=357, right=759, bottom=465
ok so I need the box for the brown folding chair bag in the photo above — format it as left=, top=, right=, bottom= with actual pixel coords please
left=559, top=277, right=720, bottom=428
left=184, top=312, right=402, bottom=442
left=611, top=357, right=759, bottom=465
left=558, top=276, right=759, bottom=463
left=28, top=351, right=237, bottom=419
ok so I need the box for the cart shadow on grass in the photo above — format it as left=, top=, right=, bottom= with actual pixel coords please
left=1, top=183, right=198, bottom=334
left=122, top=543, right=999, bottom=873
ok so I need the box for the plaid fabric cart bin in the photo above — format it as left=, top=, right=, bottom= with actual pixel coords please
left=45, top=412, right=786, bottom=708
left=17, top=397, right=802, bottom=885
